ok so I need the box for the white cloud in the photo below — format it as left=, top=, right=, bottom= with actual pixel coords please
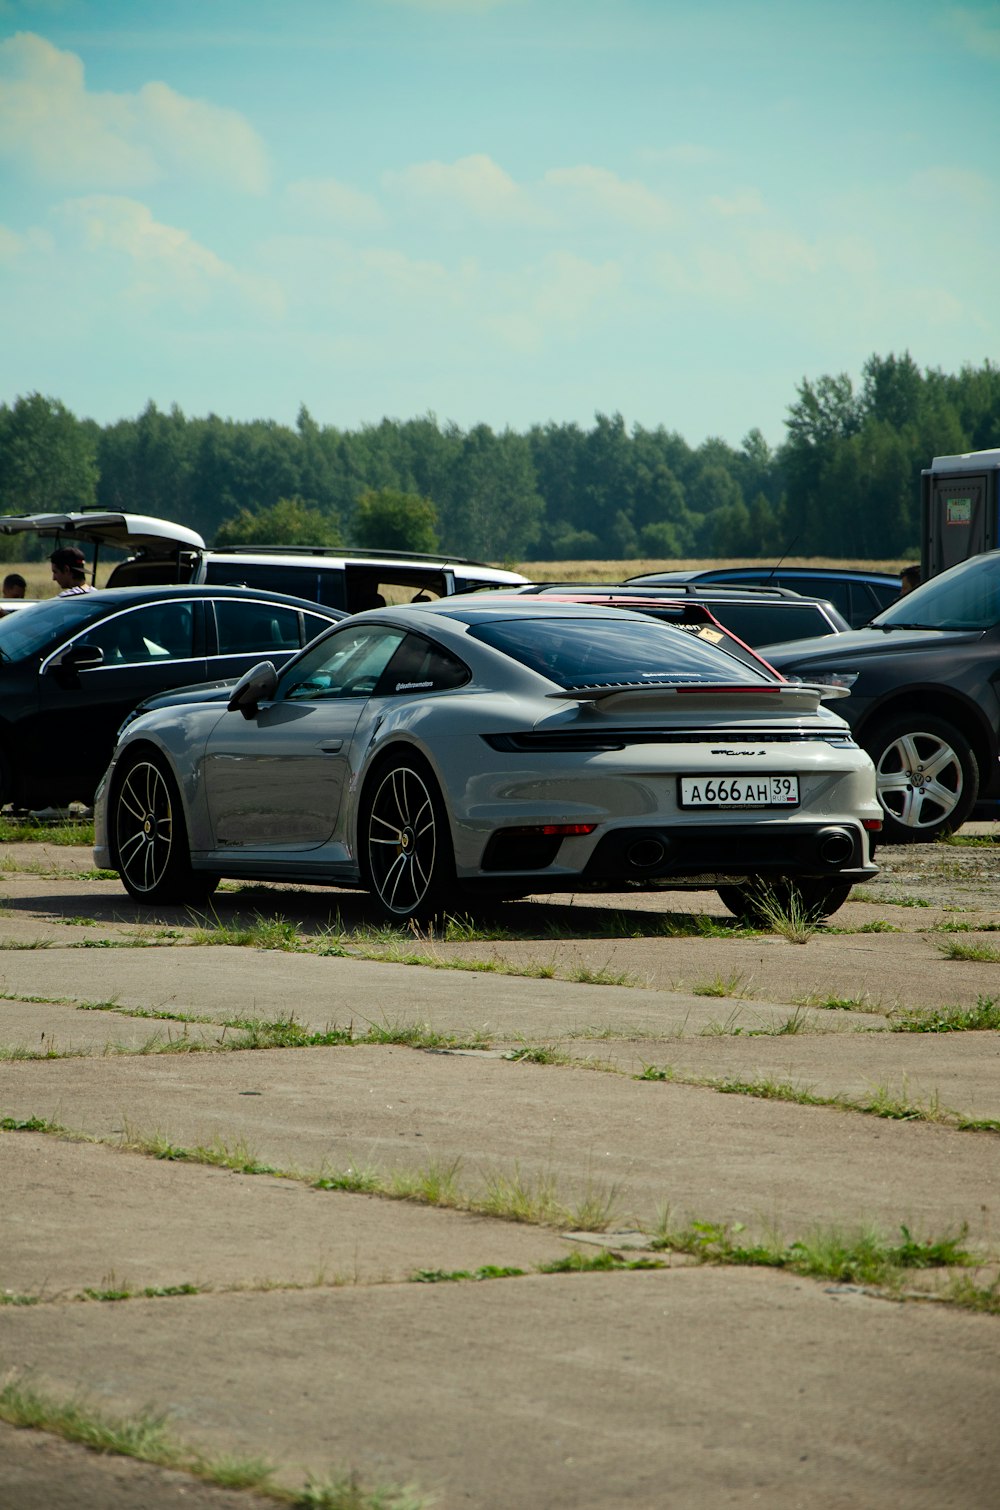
left=384, top=153, right=544, bottom=224
left=947, top=5, right=1000, bottom=59
left=137, top=80, right=269, bottom=194
left=543, top=165, right=678, bottom=229
left=379, top=0, right=524, bottom=11
left=908, top=165, right=995, bottom=211
left=286, top=177, right=387, bottom=230
left=0, top=220, right=53, bottom=263
left=59, top=195, right=284, bottom=316
left=639, top=143, right=719, bottom=167
left=0, top=32, right=152, bottom=186
left=527, top=249, right=621, bottom=324
left=0, top=31, right=268, bottom=192
left=709, top=188, right=766, bottom=217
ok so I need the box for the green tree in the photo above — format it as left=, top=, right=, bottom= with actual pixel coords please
left=444, top=426, right=543, bottom=561
left=353, top=488, right=439, bottom=552
left=0, top=392, right=98, bottom=516
left=214, top=496, right=342, bottom=547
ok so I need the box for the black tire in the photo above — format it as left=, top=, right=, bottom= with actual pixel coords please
left=718, top=879, right=854, bottom=926
left=110, top=750, right=217, bottom=905
left=866, top=714, right=979, bottom=844
left=359, top=753, right=455, bottom=924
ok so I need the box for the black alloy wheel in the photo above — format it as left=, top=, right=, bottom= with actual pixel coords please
left=361, top=755, right=455, bottom=923
left=112, top=751, right=216, bottom=904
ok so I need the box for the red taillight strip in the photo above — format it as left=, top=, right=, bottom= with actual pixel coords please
left=504, top=824, right=598, bottom=837
left=674, top=685, right=782, bottom=694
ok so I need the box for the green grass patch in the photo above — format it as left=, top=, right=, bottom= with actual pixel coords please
left=691, top=971, right=752, bottom=999
left=633, top=1064, right=1000, bottom=1132
left=651, top=1217, right=971, bottom=1286
left=189, top=913, right=303, bottom=950
left=411, top=1264, right=527, bottom=1283
left=795, top=991, right=885, bottom=1014
left=0, top=1377, right=426, bottom=1508
left=0, top=817, right=95, bottom=846
left=890, top=996, right=1000, bottom=1033
left=567, top=963, right=639, bottom=987
left=937, top=939, right=1000, bottom=963
left=933, top=920, right=1000, bottom=933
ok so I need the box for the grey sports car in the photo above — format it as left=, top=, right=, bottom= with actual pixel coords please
left=94, top=600, right=881, bottom=922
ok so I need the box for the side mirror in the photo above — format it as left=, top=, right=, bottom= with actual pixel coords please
left=227, top=660, right=278, bottom=720
left=53, top=643, right=105, bottom=672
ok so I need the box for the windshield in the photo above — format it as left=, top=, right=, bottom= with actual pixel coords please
left=470, top=615, right=775, bottom=688
left=0, top=596, right=102, bottom=660
left=873, top=551, right=1000, bottom=631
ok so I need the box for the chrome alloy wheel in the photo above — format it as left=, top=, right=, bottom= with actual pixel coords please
left=366, top=762, right=439, bottom=916
left=874, top=729, right=965, bottom=833
left=115, top=758, right=176, bottom=894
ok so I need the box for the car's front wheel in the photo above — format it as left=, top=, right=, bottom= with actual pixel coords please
left=111, top=750, right=217, bottom=905
left=718, top=879, right=854, bottom=926
left=866, top=714, right=979, bottom=844
left=359, top=753, right=455, bottom=924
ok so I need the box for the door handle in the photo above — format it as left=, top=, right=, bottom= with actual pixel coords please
left=319, top=740, right=343, bottom=752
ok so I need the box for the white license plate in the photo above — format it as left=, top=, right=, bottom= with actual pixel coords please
left=679, top=775, right=800, bottom=808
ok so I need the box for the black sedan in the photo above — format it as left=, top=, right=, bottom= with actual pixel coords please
left=0, top=585, right=344, bottom=810
left=763, top=550, right=1000, bottom=842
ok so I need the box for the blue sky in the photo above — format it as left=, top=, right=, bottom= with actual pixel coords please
left=1, top=0, right=997, bottom=449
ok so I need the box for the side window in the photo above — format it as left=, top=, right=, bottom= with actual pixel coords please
left=715, top=605, right=820, bottom=645
left=282, top=624, right=406, bottom=700
left=377, top=634, right=470, bottom=696
left=78, top=602, right=194, bottom=663
left=214, top=600, right=302, bottom=655
left=303, top=610, right=334, bottom=644
left=778, top=576, right=852, bottom=619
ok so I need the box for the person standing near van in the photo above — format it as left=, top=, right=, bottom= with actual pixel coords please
left=50, top=547, right=95, bottom=596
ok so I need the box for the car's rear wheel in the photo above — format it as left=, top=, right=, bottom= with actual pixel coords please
left=718, top=879, right=854, bottom=926
left=360, top=753, right=455, bottom=924
left=866, top=715, right=978, bottom=844
left=111, top=750, right=217, bottom=905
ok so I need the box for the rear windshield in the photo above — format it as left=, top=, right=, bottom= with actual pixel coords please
left=709, top=602, right=835, bottom=645
left=470, top=616, right=774, bottom=688
left=873, top=551, right=1000, bottom=631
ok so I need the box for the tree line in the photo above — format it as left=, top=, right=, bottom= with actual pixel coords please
left=1, top=352, right=997, bottom=564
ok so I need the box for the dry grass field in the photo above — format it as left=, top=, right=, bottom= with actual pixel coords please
left=514, top=555, right=913, bottom=580
left=3, top=561, right=117, bottom=597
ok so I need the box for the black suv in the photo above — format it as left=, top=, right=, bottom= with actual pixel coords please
left=513, top=582, right=850, bottom=648
left=763, top=550, right=1000, bottom=842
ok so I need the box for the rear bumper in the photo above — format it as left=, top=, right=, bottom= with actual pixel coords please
left=580, top=821, right=877, bottom=886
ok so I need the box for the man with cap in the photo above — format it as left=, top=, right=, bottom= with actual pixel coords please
left=50, top=546, right=95, bottom=596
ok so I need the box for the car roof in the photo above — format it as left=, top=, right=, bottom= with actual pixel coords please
left=626, top=566, right=899, bottom=586
left=208, top=544, right=526, bottom=578
left=508, top=581, right=845, bottom=608
left=396, top=597, right=725, bottom=627
left=30, top=584, right=346, bottom=615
